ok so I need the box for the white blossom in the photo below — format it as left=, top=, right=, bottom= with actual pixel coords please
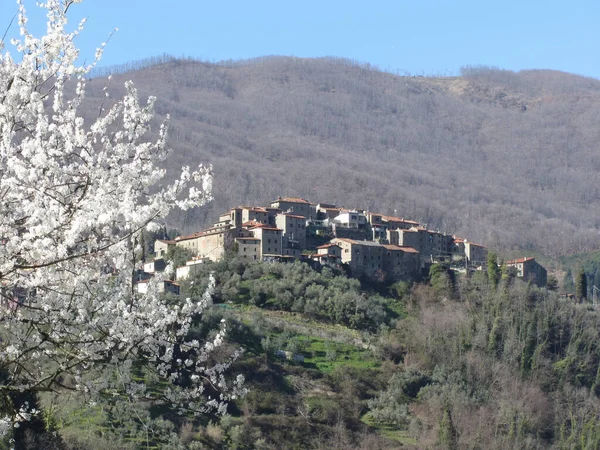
left=0, top=0, right=243, bottom=434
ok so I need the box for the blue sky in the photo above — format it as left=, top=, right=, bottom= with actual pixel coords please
left=1, top=0, right=599, bottom=78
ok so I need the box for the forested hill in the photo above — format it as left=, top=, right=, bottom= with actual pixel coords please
left=84, top=56, right=600, bottom=257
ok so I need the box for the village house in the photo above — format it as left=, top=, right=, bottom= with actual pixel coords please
left=310, top=242, right=342, bottom=265
left=234, top=236, right=261, bottom=261
left=271, top=197, right=313, bottom=219
left=380, top=215, right=420, bottom=231
left=316, top=203, right=343, bottom=220
left=463, top=240, right=488, bottom=267
left=505, top=257, right=547, bottom=287
left=143, top=258, right=166, bottom=274
left=317, top=242, right=342, bottom=258
left=333, top=238, right=386, bottom=279
left=275, top=212, right=307, bottom=258
left=244, top=223, right=283, bottom=259
left=332, top=238, right=421, bottom=281
left=137, top=279, right=180, bottom=296
left=332, top=210, right=368, bottom=229
left=381, top=244, right=421, bottom=281
left=240, top=206, right=269, bottom=225
left=176, top=257, right=208, bottom=280
left=154, top=239, right=176, bottom=258
left=174, top=223, right=236, bottom=262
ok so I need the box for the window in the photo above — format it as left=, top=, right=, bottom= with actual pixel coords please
left=243, top=248, right=246, bottom=252
left=268, top=238, right=271, bottom=243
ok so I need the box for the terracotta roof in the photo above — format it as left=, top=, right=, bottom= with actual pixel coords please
left=235, top=237, right=260, bottom=241
left=381, top=215, right=420, bottom=225
left=317, top=243, right=340, bottom=249
left=175, top=224, right=231, bottom=241
left=397, top=246, right=419, bottom=253
left=248, top=224, right=282, bottom=231
left=156, top=239, right=176, bottom=244
left=274, top=197, right=310, bottom=204
left=280, top=213, right=306, bottom=219
left=242, top=220, right=263, bottom=228
left=333, top=237, right=357, bottom=245
left=506, top=257, right=535, bottom=264
left=382, top=244, right=420, bottom=253
left=381, top=244, right=404, bottom=251
left=334, top=238, right=382, bottom=247
left=175, top=231, right=203, bottom=241
left=465, top=241, right=485, bottom=248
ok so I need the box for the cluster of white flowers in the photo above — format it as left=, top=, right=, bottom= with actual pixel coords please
left=0, top=0, right=243, bottom=432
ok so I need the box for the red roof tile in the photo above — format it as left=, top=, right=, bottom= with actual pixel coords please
left=381, top=215, right=420, bottom=225
left=396, top=246, right=420, bottom=253
left=274, top=197, right=310, bottom=204
left=317, top=243, right=340, bottom=249
left=506, top=257, right=535, bottom=264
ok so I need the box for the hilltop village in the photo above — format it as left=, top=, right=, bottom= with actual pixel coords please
left=142, top=197, right=548, bottom=294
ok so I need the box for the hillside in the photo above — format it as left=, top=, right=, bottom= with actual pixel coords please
left=44, top=256, right=600, bottom=449
left=83, top=56, right=600, bottom=257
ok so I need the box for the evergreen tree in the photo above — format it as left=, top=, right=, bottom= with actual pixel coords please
left=520, top=318, right=537, bottom=376
left=487, top=252, right=500, bottom=289
left=438, top=401, right=458, bottom=450
left=563, top=268, right=575, bottom=294
left=575, top=269, right=588, bottom=303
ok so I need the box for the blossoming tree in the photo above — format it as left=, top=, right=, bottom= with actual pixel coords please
left=0, top=0, right=243, bottom=437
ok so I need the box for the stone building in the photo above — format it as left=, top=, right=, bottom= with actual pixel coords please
left=176, top=258, right=208, bottom=280
left=175, top=224, right=236, bottom=262
left=271, top=197, right=313, bottom=219
left=381, top=244, right=421, bottom=281
left=154, top=239, right=176, bottom=258
left=276, top=212, right=307, bottom=258
left=333, top=238, right=386, bottom=279
left=505, top=257, right=547, bottom=287
left=234, top=237, right=261, bottom=261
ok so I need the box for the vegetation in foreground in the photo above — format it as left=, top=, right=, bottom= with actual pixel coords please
left=8, top=255, right=598, bottom=449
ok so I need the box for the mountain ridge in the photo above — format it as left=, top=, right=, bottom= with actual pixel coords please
left=81, top=56, right=600, bottom=257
